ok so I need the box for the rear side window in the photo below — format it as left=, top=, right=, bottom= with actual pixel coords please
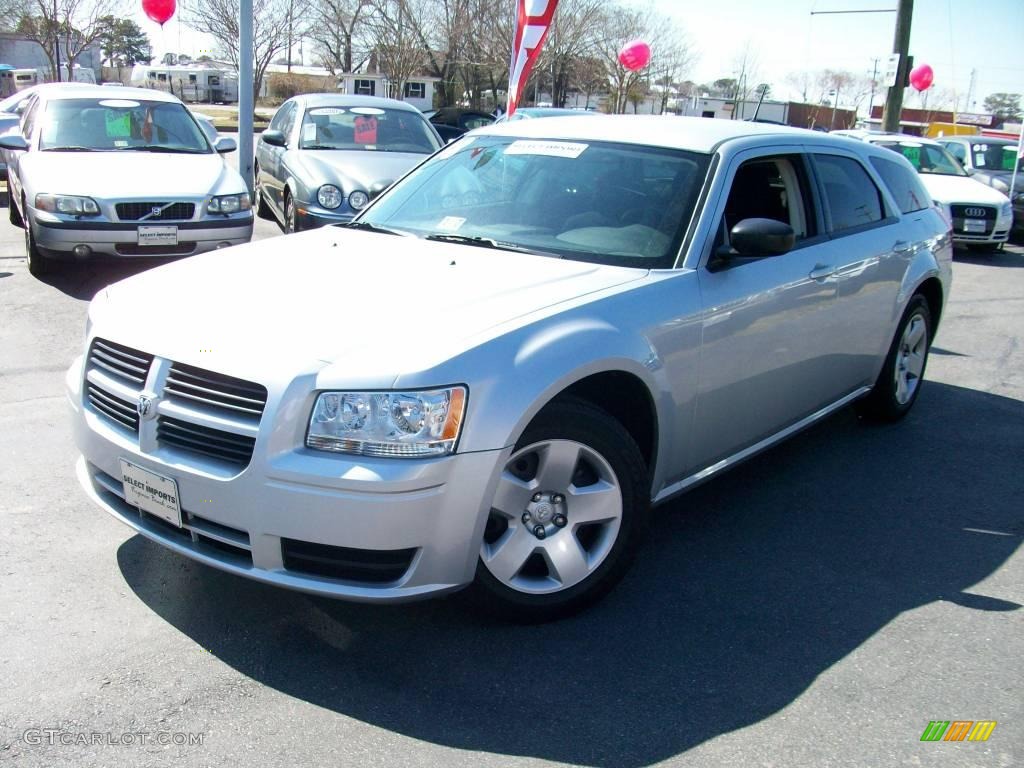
left=813, top=154, right=885, bottom=234
left=870, top=156, right=931, bottom=214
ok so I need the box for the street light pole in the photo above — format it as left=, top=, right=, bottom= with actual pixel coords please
left=53, top=0, right=61, bottom=82
left=239, top=0, right=254, bottom=196
left=881, top=0, right=914, bottom=133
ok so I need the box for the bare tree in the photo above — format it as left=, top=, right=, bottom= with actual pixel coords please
left=182, top=0, right=301, bottom=101
left=365, top=0, right=425, bottom=99
left=1, top=0, right=28, bottom=31
left=17, top=0, right=123, bottom=81
left=309, top=0, right=371, bottom=74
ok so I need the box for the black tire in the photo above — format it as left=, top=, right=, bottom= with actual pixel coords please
left=24, top=215, right=51, bottom=277
left=472, top=397, right=650, bottom=622
left=283, top=191, right=297, bottom=234
left=857, top=295, right=932, bottom=422
left=253, top=167, right=274, bottom=221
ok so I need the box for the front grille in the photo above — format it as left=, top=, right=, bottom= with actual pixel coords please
left=951, top=204, right=996, bottom=236
left=157, top=416, right=257, bottom=465
left=116, top=202, right=195, bottom=221
left=281, top=539, right=417, bottom=584
left=88, top=338, right=153, bottom=386
left=165, top=362, right=268, bottom=418
left=115, top=242, right=196, bottom=256
left=86, top=384, right=139, bottom=432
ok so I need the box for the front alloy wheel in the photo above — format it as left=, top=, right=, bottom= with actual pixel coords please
left=475, top=398, right=649, bottom=621
left=284, top=194, right=297, bottom=234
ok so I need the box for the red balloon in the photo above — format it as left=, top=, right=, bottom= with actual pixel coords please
left=142, top=0, right=176, bottom=26
left=618, top=40, right=651, bottom=72
left=909, top=64, right=934, bottom=92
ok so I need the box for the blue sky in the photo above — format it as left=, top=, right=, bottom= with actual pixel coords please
left=653, top=0, right=1024, bottom=108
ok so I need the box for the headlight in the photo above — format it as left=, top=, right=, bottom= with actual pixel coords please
left=207, top=194, right=252, bottom=214
left=36, top=194, right=99, bottom=216
left=1000, top=201, right=1013, bottom=219
left=317, top=185, right=343, bottom=209
left=307, top=387, right=467, bottom=458
left=348, top=190, right=369, bottom=210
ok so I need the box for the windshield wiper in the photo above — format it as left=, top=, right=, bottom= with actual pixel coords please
left=424, top=233, right=560, bottom=257
left=119, top=145, right=205, bottom=153
left=42, top=145, right=96, bottom=152
left=337, top=220, right=410, bottom=236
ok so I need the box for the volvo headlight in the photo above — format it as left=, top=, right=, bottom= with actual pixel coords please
left=36, top=194, right=99, bottom=216
left=207, top=194, right=252, bottom=214
left=307, top=387, right=467, bottom=458
left=348, top=190, right=369, bottom=210
left=317, top=185, right=343, bottom=209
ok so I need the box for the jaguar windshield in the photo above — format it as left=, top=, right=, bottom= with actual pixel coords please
left=357, top=137, right=710, bottom=268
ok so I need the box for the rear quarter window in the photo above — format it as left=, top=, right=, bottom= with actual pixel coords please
left=869, top=155, right=931, bottom=214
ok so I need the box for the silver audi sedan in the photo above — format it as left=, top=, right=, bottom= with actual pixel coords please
left=69, top=116, right=952, bottom=621
left=1, top=85, right=253, bottom=277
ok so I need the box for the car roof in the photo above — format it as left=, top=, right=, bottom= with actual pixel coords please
left=860, top=132, right=942, bottom=147
left=33, top=84, right=183, bottom=104
left=942, top=135, right=1014, bottom=145
left=297, top=93, right=421, bottom=112
left=476, top=114, right=830, bottom=153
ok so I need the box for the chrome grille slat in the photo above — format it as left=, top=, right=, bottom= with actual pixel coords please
left=92, top=339, right=150, bottom=366
left=162, top=386, right=264, bottom=415
left=165, top=376, right=266, bottom=407
left=166, top=365, right=267, bottom=400
left=157, top=419, right=256, bottom=453
left=87, top=387, right=139, bottom=431
left=87, top=338, right=154, bottom=387
left=90, top=348, right=149, bottom=377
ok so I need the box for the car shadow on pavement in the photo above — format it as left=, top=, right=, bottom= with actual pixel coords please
left=116, top=382, right=1023, bottom=767
left=954, top=246, right=1024, bottom=268
left=34, top=259, right=172, bottom=300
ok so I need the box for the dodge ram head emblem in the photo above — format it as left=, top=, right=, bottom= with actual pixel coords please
left=137, top=395, right=154, bottom=419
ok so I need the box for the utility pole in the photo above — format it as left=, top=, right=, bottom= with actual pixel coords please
left=53, top=0, right=61, bottom=82
left=881, top=0, right=914, bottom=133
left=239, top=0, right=254, bottom=196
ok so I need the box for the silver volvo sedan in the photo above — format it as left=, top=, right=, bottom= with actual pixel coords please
left=1, top=85, right=253, bottom=277
left=69, top=116, right=952, bottom=621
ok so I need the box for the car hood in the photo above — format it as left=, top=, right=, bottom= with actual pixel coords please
left=20, top=150, right=244, bottom=198
left=917, top=173, right=1010, bottom=205
left=291, top=149, right=429, bottom=195
left=92, top=228, right=646, bottom=387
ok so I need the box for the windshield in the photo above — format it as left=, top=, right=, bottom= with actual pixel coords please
left=39, top=98, right=211, bottom=153
left=359, top=136, right=710, bottom=268
left=876, top=140, right=966, bottom=176
left=299, top=105, right=440, bottom=154
left=970, top=141, right=1024, bottom=173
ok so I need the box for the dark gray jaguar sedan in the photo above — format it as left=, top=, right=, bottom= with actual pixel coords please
left=254, top=94, right=442, bottom=232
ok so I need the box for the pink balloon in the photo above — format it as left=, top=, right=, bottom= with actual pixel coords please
left=142, top=0, right=176, bottom=26
left=909, top=64, right=934, bottom=92
left=618, top=40, right=651, bottom=72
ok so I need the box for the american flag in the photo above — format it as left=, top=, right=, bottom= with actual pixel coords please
left=506, top=0, right=560, bottom=117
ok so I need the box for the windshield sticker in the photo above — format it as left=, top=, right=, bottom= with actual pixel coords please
left=98, top=99, right=140, bottom=109
left=975, top=154, right=986, bottom=167
left=354, top=115, right=378, bottom=144
left=900, top=145, right=921, bottom=167
left=302, top=123, right=317, bottom=142
left=105, top=111, right=132, bottom=138
left=436, top=216, right=466, bottom=231
left=350, top=107, right=385, bottom=116
left=309, top=107, right=344, bottom=116
left=505, top=140, right=588, bottom=158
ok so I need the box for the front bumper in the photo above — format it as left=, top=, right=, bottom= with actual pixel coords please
left=294, top=202, right=354, bottom=231
left=32, top=212, right=254, bottom=259
left=68, top=356, right=508, bottom=602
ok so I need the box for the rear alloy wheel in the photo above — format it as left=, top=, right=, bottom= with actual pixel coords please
left=474, top=398, right=649, bottom=621
left=858, top=295, right=932, bottom=422
left=24, top=216, right=50, bottom=277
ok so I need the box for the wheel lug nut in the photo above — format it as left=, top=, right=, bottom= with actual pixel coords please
left=553, top=513, right=567, bottom=528
left=552, top=494, right=564, bottom=504
left=533, top=524, right=547, bottom=539
left=522, top=512, right=532, bottom=525
left=532, top=492, right=543, bottom=502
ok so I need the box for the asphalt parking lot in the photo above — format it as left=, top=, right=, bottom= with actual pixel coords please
left=0, top=185, right=1020, bottom=765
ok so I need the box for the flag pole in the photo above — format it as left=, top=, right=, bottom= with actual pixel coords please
left=1009, top=130, right=1023, bottom=205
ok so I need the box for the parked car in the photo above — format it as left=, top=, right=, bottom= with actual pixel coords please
left=493, top=107, right=603, bottom=124
left=838, top=132, right=1012, bottom=250
left=1, top=85, right=252, bottom=277
left=255, top=94, right=442, bottom=232
left=937, top=135, right=1024, bottom=236
left=425, top=107, right=495, bottom=142
left=70, top=116, right=951, bottom=620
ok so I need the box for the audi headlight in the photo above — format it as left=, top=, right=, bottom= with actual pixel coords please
left=36, top=194, right=99, bottom=216
left=1000, top=201, right=1012, bottom=219
left=307, top=387, right=467, bottom=458
left=348, top=190, right=369, bottom=210
left=317, top=185, right=343, bottom=209
left=207, top=194, right=252, bottom=214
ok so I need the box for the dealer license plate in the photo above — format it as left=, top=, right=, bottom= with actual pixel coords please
left=962, top=218, right=986, bottom=233
left=120, top=459, right=182, bottom=526
left=137, top=225, right=178, bottom=246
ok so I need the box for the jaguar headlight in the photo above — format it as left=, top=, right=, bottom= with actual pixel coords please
left=208, top=194, right=252, bottom=214
left=317, top=185, right=343, bottom=209
left=348, top=190, right=369, bottom=210
left=307, top=387, right=467, bottom=457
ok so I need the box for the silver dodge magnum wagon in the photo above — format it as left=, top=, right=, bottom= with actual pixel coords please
left=69, top=116, right=952, bottom=620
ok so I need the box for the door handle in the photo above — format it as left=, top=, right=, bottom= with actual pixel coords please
left=808, top=264, right=835, bottom=281
left=893, top=240, right=913, bottom=255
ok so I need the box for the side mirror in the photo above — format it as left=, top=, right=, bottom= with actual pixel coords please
left=214, top=136, right=237, bottom=153
left=261, top=129, right=286, bottom=148
left=730, top=218, right=795, bottom=256
left=0, top=134, right=29, bottom=151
